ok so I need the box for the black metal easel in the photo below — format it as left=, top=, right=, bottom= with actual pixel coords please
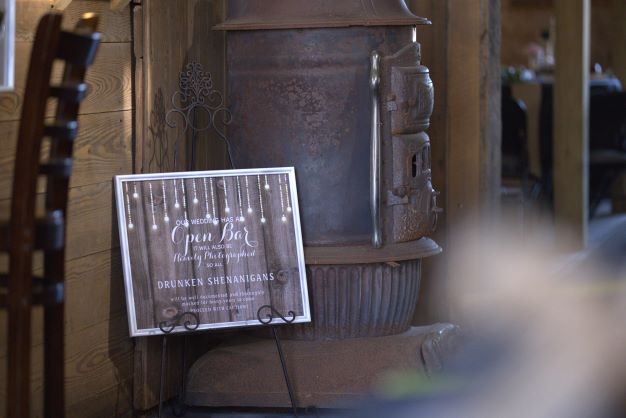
left=164, top=61, right=234, bottom=172
left=154, top=62, right=300, bottom=418
left=257, top=305, right=299, bottom=417
left=157, top=312, right=199, bottom=418
left=155, top=307, right=300, bottom=418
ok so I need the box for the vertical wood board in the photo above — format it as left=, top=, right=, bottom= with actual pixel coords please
left=553, top=0, right=590, bottom=249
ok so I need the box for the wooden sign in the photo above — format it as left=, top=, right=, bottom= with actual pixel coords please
left=115, top=168, right=310, bottom=336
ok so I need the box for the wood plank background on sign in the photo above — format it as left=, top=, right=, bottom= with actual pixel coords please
left=118, top=172, right=307, bottom=335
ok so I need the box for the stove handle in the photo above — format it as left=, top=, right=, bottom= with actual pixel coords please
left=369, top=50, right=382, bottom=249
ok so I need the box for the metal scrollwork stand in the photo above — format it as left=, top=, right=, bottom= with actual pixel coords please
left=154, top=63, right=300, bottom=417
left=164, top=62, right=234, bottom=171
left=154, top=62, right=234, bottom=418
left=157, top=312, right=200, bottom=418
left=257, top=305, right=299, bottom=418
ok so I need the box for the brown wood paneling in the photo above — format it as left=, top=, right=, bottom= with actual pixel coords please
left=133, top=4, right=144, bottom=174
left=140, top=0, right=228, bottom=174
left=16, top=0, right=132, bottom=43
left=405, top=0, right=501, bottom=324
left=65, top=181, right=120, bottom=260
left=0, top=42, right=132, bottom=122
left=612, top=0, right=626, bottom=83
left=0, top=181, right=119, bottom=260
left=0, top=1, right=134, bottom=416
left=0, top=110, right=132, bottom=200
left=446, top=0, right=501, bottom=227
left=553, top=0, right=590, bottom=250
left=0, top=315, right=134, bottom=418
left=64, top=316, right=134, bottom=416
left=134, top=0, right=228, bottom=411
left=0, top=249, right=127, bottom=360
left=408, top=0, right=451, bottom=325
left=62, top=249, right=127, bottom=336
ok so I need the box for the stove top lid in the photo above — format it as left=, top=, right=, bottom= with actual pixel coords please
left=214, top=0, right=430, bottom=31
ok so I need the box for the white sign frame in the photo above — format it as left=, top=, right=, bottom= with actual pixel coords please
left=115, top=167, right=311, bottom=337
left=0, top=0, right=14, bottom=92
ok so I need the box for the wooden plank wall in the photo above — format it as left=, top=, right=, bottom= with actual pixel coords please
left=136, top=0, right=228, bottom=176
left=553, top=0, right=590, bottom=250
left=133, top=0, right=228, bottom=411
left=407, top=1, right=450, bottom=323
left=0, top=1, right=134, bottom=417
left=407, top=0, right=501, bottom=323
left=612, top=0, right=626, bottom=84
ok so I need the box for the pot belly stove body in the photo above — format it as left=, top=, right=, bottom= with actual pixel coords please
left=186, top=0, right=459, bottom=408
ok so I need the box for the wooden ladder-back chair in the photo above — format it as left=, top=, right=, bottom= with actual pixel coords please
left=0, top=12, right=101, bottom=418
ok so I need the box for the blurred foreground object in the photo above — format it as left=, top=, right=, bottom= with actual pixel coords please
left=352, top=225, right=626, bottom=418
left=0, top=12, right=100, bottom=417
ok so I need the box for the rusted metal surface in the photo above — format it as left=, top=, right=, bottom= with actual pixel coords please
left=304, top=237, right=441, bottom=265
left=223, top=7, right=438, bottom=246
left=280, top=259, right=422, bottom=340
left=381, top=42, right=440, bottom=243
left=218, top=0, right=440, bottom=341
left=214, top=0, right=430, bottom=31
left=226, top=26, right=416, bottom=245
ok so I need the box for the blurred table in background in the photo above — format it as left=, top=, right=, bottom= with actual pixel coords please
left=510, top=76, right=623, bottom=207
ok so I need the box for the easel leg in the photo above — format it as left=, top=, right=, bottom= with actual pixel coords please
left=172, top=335, right=188, bottom=417
left=271, top=326, right=298, bottom=418
left=158, top=335, right=168, bottom=418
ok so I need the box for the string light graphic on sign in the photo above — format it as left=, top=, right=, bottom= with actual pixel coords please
left=173, top=179, right=180, bottom=209
left=202, top=177, right=210, bottom=219
left=257, top=174, right=266, bottom=224
left=161, top=180, right=170, bottom=223
left=223, top=177, right=231, bottom=214
left=114, top=168, right=310, bottom=337
left=278, top=175, right=288, bottom=222
left=236, top=176, right=244, bottom=222
left=210, top=178, right=218, bottom=225
left=125, top=182, right=134, bottom=230
left=284, top=174, right=292, bottom=213
left=149, top=182, right=157, bottom=231
left=192, top=178, right=199, bottom=204
left=181, top=180, right=189, bottom=225
left=121, top=172, right=298, bottom=240
left=245, top=176, right=253, bottom=214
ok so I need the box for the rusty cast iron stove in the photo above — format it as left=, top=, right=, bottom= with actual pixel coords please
left=186, top=0, right=458, bottom=408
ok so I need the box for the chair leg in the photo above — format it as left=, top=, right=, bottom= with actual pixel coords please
left=44, top=302, right=65, bottom=418
left=589, top=167, right=617, bottom=219
left=44, top=250, right=65, bottom=418
left=7, top=271, right=33, bottom=418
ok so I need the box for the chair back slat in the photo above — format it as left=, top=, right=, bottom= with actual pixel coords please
left=43, top=121, right=79, bottom=141
left=39, top=158, right=75, bottom=177
left=49, top=83, right=88, bottom=103
left=56, top=31, right=101, bottom=66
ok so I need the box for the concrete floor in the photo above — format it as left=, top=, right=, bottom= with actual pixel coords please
left=560, top=201, right=626, bottom=277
